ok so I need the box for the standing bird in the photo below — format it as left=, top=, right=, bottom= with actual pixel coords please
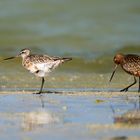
left=109, top=53, right=140, bottom=92
left=4, top=48, right=72, bottom=94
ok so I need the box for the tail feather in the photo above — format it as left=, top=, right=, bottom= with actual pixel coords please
left=62, top=57, right=72, bottom=62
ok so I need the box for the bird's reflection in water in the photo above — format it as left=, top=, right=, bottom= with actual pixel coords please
left=21, top=110, right=60, bottom=131
left=38, top=95, right=45, bottom=108
left=114, top=109, right=140, bottom=125
left=113, top=96, right=140, bottom=125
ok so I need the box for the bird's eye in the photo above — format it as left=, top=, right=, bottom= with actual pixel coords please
left=20, top=51, right=24, bottom=54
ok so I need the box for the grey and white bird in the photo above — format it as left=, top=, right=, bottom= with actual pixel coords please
left=4, top=48, right=72, bottom=94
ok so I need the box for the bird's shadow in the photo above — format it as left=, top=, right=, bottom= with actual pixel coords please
left=42, top=90, right=63, bottom=94
left=33, top=90, right=64, bottom=95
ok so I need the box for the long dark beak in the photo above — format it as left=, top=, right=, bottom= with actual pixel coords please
left=3, top=56, right=16, bottom=61
left=109, top=65, right=118, bottom=82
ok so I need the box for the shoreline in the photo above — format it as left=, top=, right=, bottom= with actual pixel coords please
left=0, top=88, right=140, bottom=96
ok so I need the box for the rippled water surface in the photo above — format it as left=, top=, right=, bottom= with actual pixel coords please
left=0, top=0, right=140, bottom=76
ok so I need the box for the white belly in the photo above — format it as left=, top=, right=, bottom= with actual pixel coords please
left=28, top=61, right=61, bottom=77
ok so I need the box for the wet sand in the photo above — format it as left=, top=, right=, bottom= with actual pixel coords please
left=0, top=87, right=140, bottom=95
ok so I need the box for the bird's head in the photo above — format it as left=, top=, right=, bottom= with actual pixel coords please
left=109, top=53, right=124, bottom=82
left=17, top=48, right=31, bottom=58
left=114, top=53, right=124, bottom=65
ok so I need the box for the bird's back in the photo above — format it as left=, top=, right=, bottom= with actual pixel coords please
left=27, top=54, right=72, bottom=63
left=121, top=54, right=140, bottom=76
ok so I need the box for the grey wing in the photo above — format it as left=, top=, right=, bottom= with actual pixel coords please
left=29, top=55, right=53, bottom=63
left=29, top=55, right=62, bottom=72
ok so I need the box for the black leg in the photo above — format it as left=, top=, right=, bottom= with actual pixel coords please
left=138, top=77, right=140, bottom=109
left=34, top=77, right=45, bottom=94
left=138, top=77, right=140, bottom=92
left=120, top=77, right=137, bottom=92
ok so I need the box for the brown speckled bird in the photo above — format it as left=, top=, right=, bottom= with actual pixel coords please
left=4, top=48, right=72, bottom=94
left=110, top=53, right=140, bottom=92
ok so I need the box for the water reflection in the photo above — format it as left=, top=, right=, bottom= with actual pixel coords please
left=113, top=95, right=140, bottom=125
left=114, top=109, right=140, bottom=125
left=38, top=95, right=45, bottom=108
left=110, top=136, right=128, bottom=140
left=21, top=109, right=60, bottom=131
left=0, top=93, right=140, bottom=139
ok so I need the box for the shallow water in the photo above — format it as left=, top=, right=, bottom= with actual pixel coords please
left=0, top=93, right=140, bottom=140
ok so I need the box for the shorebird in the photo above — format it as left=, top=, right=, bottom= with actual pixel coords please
left=4, top=48, right=72, bottom=94
left=109, top=53, right=140, bottom=92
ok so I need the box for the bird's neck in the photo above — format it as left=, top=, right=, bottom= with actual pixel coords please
left=21, top=55, right=29, bottom=61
